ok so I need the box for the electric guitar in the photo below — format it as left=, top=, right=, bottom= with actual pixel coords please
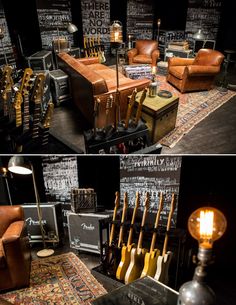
left=116, top=191, right=140, bottom=281
left=0, top=66, right=13, bottom=118
left=83, top=36, right=89, bottom=57
left=124, top=192, right=150, bottom=284
left=141, top=192, right=164, bottom=278
left=31, top=73, right=45, bottom=139
left=14, top=68, right=33, bottom=128
left=97, top=34, right=106, bottom=63
left=40, top=101, right=54, bottom=146
left=154, top=193, right=176, bottom=285
left=125, top=88, right=137, bottom=129
left=104, top=94, right=114, bottom=136
left=105, top=191, right=120, bottom=274
left=134, top=87, right=148, bottom=125
left=117, top=192, right=128, bottom=249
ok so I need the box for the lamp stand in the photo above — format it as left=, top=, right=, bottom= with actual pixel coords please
left=31, top=166, right=54, bottom=258
left=178, top=247, right=216, bottom=305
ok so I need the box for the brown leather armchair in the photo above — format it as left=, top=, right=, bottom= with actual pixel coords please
left=0, top=205, right=31, bottom=291
left=127, top=40, right=160, bottom=66
left=166, top=48, right=225, bottom=93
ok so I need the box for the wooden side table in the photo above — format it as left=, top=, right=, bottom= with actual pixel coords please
left=134, top=91, right=179, bottom=143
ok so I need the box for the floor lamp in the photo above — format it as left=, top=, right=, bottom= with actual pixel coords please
left=110, top=20, right=123, bottom=130
left=8, top=156, right=54, bottom=258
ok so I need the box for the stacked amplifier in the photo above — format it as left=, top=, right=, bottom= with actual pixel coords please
left=68, top=188, right=111, bottom=254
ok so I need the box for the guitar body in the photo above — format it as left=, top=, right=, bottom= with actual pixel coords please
left=141, top=248, right=161, bottom=278
left=154, top=251, right=173, bottom=285
left=116, top=243, right=135, bottom=281
left=124, top=247, right=147, bottom=284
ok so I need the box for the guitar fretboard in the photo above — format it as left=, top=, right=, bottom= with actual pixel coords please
left=32, top=103, right=41, bottom=138
left=23, top=95, right=30, bottom=132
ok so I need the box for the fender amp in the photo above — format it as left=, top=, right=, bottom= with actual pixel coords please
left=22, top=202, right=63, bottom=244
left=67, top=212, right=111, bottom=254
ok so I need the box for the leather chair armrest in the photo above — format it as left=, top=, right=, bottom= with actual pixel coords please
left=2, top=221, right=25, bottom=244
left=187, top=65, right=220, bottom=76
left=151, top=49, right=160, bottom=59
left=76, top=57, right=100, bottom=65
left=168, top=57, right=195, bottom=67
left=127, top=49, right=138, bottom=65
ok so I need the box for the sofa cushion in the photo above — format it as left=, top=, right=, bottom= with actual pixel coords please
left=89, top=63, right=134, bottom=91
left=133, top=55, right=152, bottom=64
left=169, top=66, right=186, bottom=80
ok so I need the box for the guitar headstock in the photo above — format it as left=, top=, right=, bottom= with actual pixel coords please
left=123, top=192, right=128, bottom=209
left=14, top=91, right=23, bottom=109
left=158, top=192, right=164, bottom=212
left=1, top=66, right=13, bottom=94
left=144, top=192, right=150, bottom=210
left=41, top=102, right=54, bottom=128
left=169, top=193, right=176, bottom=217
left=129, top=88, right=137, bottom=105
left=21, top=68, right=33, bottom=97
left=31, top=73, right=45, bottom=104
left=114, top=191, right=120, bottom=209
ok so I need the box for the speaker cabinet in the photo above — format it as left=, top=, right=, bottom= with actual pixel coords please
left=22, top=202, right=63, bottom=244
left=67, top=212, right=111, bottom=254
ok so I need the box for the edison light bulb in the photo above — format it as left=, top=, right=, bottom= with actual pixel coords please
left=188, top=207, right=227, bottom=249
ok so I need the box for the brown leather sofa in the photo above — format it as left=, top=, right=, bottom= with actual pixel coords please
left=166, top=48, right=225, bottom=93
left=0, top=205, right=31, bottom=291
left=57, top=52, right=150, bottom=128
left=127, top=40, right=160, bottom=66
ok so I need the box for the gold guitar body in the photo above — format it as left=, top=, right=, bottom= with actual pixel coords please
left=116, top=243, right=135, bottom=281
left=124, top=247, right=147, bottom=284
left=141, top=248, right=161, bottom=278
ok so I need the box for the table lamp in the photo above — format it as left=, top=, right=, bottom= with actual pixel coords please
left=8, top=156, right=54, bottom=258
left=178, top=207, right=227, bottom=305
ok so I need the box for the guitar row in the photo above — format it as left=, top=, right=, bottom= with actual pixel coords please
left=0, top=65, right=54, bottom=152
left=83, top=35, right=106, bottom=63
left=105, top=191, right=176, bottom=285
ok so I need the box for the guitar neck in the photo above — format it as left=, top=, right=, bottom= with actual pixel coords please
left=162, top=194, right=176, bottom=256
left=137, top=204, right=149, bottom=250
left=15, top=106, right=22, bottom=127
left=134, top=88, right=147, bottom=125
left=32, top=103, right=41, bottom=138
left=23, top=95, right=30, bottom=132
left=117, top=192, right=128, bottom=248
left=150, top=193, right=164, bottom=252
left=109, top=192, right=119, bottom=246
left=125, top=88, right=137, bottom=129
left=41, top=127, right=49, bottom=146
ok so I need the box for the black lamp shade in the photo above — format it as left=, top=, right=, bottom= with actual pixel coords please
left=8, top=156, right=32, bottom=175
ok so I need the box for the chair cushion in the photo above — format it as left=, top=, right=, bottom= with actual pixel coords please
left=169, top=66, right=186, bottom=80
left=133, top=55, right=152, bottom=64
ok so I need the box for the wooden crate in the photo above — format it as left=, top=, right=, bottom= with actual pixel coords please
left=134, top=92, right=179, bottom=143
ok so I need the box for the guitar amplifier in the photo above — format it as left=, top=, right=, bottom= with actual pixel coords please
left=67, top=212, right=111, bottom=254
left=49, top=69, right=71, bottom=106
left=22, top=202, right=64, bottom=244
left=27, top=50, right=54, bottom=71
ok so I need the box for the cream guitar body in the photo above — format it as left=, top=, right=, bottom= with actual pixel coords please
left=124, top=192, right=150, bottom=284
left=141, top=192, right=164, bottom=278
left=155, top=251, right=173, bottom=284
left=125, top=247, right=147, bottom=284
left=154, top=193, right=176, bottom=285
left=116, top=192, right=140, bottom=281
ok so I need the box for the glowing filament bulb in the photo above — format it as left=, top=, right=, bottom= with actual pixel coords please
left=200, top=210, right=214, bottom=248
left=114, top=32, right=119, bottom=41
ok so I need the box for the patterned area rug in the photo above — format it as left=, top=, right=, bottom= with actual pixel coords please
left=1, top=252, right=107, bottom=305
left=153, top=75, right=236, bottom=147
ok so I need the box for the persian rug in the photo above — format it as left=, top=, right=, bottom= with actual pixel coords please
left=1, top=252, right=107, bottom=305
left=155, top=75, right=236, bottom=148
left=112, top=65, right=236, bottom=147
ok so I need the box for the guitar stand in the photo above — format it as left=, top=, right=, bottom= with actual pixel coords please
left=84, top=121, right=150, bottom=154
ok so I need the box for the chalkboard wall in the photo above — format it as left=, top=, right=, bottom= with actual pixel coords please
left=185, top=0, right=222, bottom=41
left=36, top=0, right=73, bottom=49
left=120, top=156, right=182, bottom=228
left=42, top=156, right=79, bottom=227
left=0, top=1, right=15, bottom=67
